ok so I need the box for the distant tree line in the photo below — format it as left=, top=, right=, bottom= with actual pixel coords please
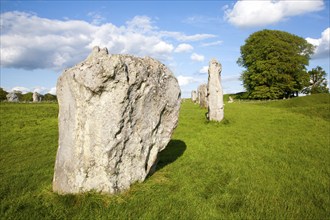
left=238, top=29, right=329, bottom=99
left=0, top=88, right=57, bottom=102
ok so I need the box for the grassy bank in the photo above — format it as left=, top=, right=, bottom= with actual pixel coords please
left=1, top=94, right=329, bottom=219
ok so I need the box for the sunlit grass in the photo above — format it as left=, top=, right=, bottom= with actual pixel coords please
left=1, top=94, right=329, bottom=219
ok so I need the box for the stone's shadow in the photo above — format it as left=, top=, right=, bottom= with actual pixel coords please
left=155, top=139, right=186, bottom=171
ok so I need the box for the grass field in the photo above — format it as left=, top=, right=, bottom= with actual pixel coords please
left=1, top=94, right=329, bottom=219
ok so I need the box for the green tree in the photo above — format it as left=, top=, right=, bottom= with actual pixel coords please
left=0, top=88, right=8, bottom=101
left=303, top=66, right=329, bottom=94
left=43, top=93, right=57, bottom=101
left=238, top=29, right=314, bottom=99
left=21, top=92, right=33, bottom=102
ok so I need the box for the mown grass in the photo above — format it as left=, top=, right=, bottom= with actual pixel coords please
left=1, top=94, right=329, bottom=219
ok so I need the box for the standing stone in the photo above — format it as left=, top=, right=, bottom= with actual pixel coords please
left=53, top=46, right=181, bottom=194
left=6, top=92, right=19, bottom=102
left=207, top=59, right=224, bottom=121
left=191, top=90, right=197, bottom=103
left=197, top=84, right=208, bottom=108
left=228, top=96, right=234, bottom=103
left=33, top=92, right=41, bottom=102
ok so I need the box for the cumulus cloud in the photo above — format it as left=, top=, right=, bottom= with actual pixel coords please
left=191, top=53, right=205, bottom=62
left=199, top=66, right=208, bottom=74
left=126, top=15, right=156, bottom=33
left=306, top=27, right=330, bottom=59
left=201, top=40, right=223, bottom=47
left=177, top=75, right=197, bottom=86
left=10, top=86, right=30, bottom=94
left=49, top=87, right=57, bottom=95
left=87, top=11, right=106, bottom=25
left=33, top=86, right=48, bottom=94
left=0, top=12, right=215, bottom=70
left=0, top=11, right=94, bottom=70
left=174, top=43, right=194, bottom=53
left=160, top=31, right=216, bottom=41
left=152, top=41, right=174, bottom=54
left=225, top=0, right=324, bottom=28
left=182, top=15, right=221, bottom=24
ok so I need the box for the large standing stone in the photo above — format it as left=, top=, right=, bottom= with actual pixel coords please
left=207, top=59, right=224, bottom=121
left=191, top=90, right=197, bottom=103
left=6, top=92, right=19, bottom=102
left=53, top=46, right=181, bottom=194
left=197, top=84, right=208, bottom=108
left=33, top=92, right=41, bottom=102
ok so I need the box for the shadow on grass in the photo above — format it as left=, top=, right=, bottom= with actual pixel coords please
left=156, top=139, right=186, bottom=171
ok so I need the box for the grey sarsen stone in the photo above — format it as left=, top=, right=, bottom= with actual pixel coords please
left=53, top=46, right=181, bottom=194
left=207, top=59, right=224, bottom=122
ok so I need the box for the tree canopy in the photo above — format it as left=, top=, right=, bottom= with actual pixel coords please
left=21, top=92, right=33, bottom=102
left=238, top=29, right=314, bottom=99
left=303, top=66, right=329, bottom=94
left=0, top=88, right=8, bottom=101
left=43, top=93, right=57, bottom=101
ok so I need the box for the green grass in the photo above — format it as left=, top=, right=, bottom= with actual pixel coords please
left=1, top=94, right=329, bottom=219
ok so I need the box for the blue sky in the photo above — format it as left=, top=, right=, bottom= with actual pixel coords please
left=1, top=0, right=329, bottom=97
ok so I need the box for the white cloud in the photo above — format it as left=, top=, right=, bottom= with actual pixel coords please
left=0, top=12, right=214, bottom=70
left=33, top=86, right=48, bottom=94
left=182, top=15, right=221, bottom=24
left=225, top=0, right=324, bottom=28
left=49, top=87, right=57, bottom=95
left=126, top=15, right=155, bottom=33
left=177, top=75, right=197, bottom=86
left=174, top=43, right=193, bottom=53
left=201, top=40, right=223, bottom=47
left=0, top=11, right=94, bottom=70
left=87, top=11, right=106, bottom=25
left=199, top=66, right=208, bottom=74
left=160, top=31, right=216, bottom=42
left=152, top=41, right=174, bottom=54
left=306, top=27, right=330, bottom=59
left=11, top=86, right=30, bottom=94
left=222, top=4, right=229, bottom=11
left=191, top=53, right=205, bottom=62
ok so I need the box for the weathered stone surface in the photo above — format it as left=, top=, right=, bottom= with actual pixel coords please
left=191, top=90, right=197, bottom=103
left=33, top=92, right=41, bottom=102
left=6, top=92, right=19, bottom=102
left=197, top=84, right=208, bottom=108
left=207, top=59, right=224, bottom=121
left=53, top=46, right=181, bottom=194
